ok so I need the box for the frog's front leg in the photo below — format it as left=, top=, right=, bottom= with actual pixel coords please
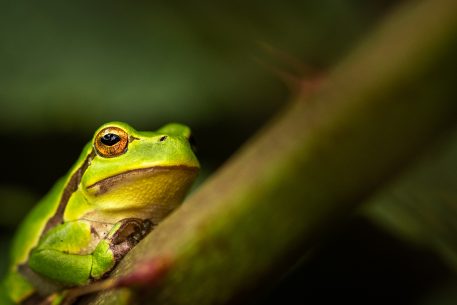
left=27, top=219, right=153, bottom=288
left=90, top=218, right=153, bottom=280
left=104, top=218, right=153, bottom=263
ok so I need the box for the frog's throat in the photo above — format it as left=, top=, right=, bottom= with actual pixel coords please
left=85, top=165, right=199, bottom=196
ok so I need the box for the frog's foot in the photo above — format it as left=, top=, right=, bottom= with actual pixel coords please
left=60, top=256, right=171, bottom=305
left=108, top=218, right=154, bottom=260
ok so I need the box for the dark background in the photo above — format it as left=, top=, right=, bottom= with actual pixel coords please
left=1, top=1, right=456, bottom=304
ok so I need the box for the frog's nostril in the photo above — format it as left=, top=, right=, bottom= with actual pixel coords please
left=159, top=136, right=167, bottom=142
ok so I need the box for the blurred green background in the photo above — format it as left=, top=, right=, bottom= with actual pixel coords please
left=1, top=1, right=456, bottom=304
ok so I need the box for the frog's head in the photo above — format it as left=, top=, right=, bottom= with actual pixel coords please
left=76, top=122, right=200, bottom=222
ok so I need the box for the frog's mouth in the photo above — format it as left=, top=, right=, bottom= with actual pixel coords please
left=86, top=165, right=199, bottom=196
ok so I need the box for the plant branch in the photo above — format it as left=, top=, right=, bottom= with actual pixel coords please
left=88, top=0, right=457, bottom=304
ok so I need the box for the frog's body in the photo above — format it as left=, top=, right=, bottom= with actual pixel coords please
left=0, top=122, right=199, bottom=304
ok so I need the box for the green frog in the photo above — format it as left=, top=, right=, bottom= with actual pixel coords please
left=0, top=122, right=199, bottom=304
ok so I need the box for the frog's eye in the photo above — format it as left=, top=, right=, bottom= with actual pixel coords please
left=94, top=127, right=129, bottom=158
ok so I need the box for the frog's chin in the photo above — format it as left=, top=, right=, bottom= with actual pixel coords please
left=84, top=165, right=198, bottom=224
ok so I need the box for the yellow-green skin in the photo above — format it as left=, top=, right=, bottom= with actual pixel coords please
left=0, top=122, right=199, bottom=304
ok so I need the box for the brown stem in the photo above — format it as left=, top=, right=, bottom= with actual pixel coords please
left=87, top=0, right=457, bottom=304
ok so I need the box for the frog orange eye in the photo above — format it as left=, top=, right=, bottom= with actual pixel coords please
left=94, top=127, right=129, bottom=158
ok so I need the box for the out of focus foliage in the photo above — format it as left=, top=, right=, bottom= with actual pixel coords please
left=0, top=1, right=391, bottom=134
left=1, top=1, right=456, bottom=304
left=367, top=129, right=457, bottom=271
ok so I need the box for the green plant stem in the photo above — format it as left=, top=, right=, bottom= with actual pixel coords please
left=89, top=0, right=457, bottom=304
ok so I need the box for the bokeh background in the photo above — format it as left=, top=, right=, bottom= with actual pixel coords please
left=1, top=1, right=456, bottom=304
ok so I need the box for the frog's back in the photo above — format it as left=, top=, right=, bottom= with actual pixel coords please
left=2, top=177, right=66, bottom=303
